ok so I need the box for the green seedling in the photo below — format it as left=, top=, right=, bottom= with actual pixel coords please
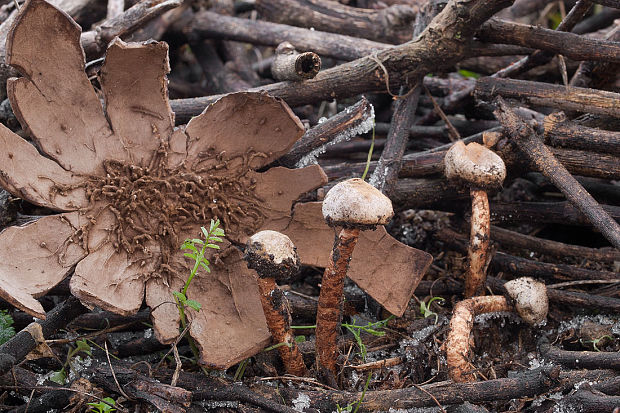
left=292, top=316, right=393, bottom=362
left=580, top=335, right=614, bottom=352
left=420, top=296, right=445, bottom=324
left=175, top=219, right=225, bottom=365
left=0, top=309, right=15, bottom=345
left=336, top=371, right=371, bottom=413
left=87, top=397, right=116, bottom=413
left=50, top=339, right=92, bottom=385
left=361, top=121, right=376, bottom=181
left=343, top=316, right=394, bottom=361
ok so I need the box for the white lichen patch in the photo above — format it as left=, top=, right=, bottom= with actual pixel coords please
left=296, top=104, right=375, bottom=168
left=292, top=393, right=311, bottom=412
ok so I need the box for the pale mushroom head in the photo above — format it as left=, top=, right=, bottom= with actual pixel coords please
left=244, top=230, right=301, bottom=281
left=444, top=141, right=506, bottom=190
left=322, top=178, right=394, bottom=229
left=504, top=277, right=548, bottom=326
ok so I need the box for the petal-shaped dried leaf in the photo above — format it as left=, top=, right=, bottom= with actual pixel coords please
left=184, top=93, right=304, bottom=171
left=100, top=39, right=175, bottom=166
left=188, top=247, right=270, bottom=369
left=282, top=202, right=433, bottom=316
left=0, top=212, right=88, bottom=318
left=227, top=165, right=327, bottom=244
left=71, top=242, right=152, bottom=316
left=0, top=123, right=87, bottom=211
left=146, top=276, right=183, bottom=344
left=6, top=0, right=124, bottom=174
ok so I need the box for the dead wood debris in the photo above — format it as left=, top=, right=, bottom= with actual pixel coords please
left=0, top=0, right=619, bottom=411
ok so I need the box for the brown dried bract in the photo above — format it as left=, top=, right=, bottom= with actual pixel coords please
left=0, top=0, right=433, bottom=368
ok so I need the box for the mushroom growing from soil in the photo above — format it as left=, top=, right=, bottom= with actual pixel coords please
left=244, top=230, right=307, bottom=376
left=445, top=277, right=548, bottom=382
left=444, top=141, right=506, bottom=297
left=315, top=178, right=393, bottom=378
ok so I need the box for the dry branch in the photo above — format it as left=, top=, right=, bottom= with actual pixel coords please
left=171, top=0, right=516, bottom=122
left=479, top=18, right=620, bottom=63
left=493, top=97, right=620, bottom=248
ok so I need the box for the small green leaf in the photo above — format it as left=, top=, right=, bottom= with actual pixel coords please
left=206, top=244, right=220, bottom=250
left=75, top=339, right=92, bottom=356
left=183, top=252, right=197, bottom=260
left=208, top=236, right=223, bottom=243
left=199, top=261, right=211, bottom=272
left=185, top=300, right=202, bottom=311
left=213, top=228, right=225, bottom=236
left=173, top=291, right=187, bottom=304
left=50, top=369, right=66, bottom=385
left=201, top=226, right=209, bottom=239
left=295, top=335, right=306, bottom=343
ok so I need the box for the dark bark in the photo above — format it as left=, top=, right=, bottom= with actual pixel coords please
left=544, top=112, right=620, bottom=155
left=171, top=0, right=516, bottom=123
left=279, top=97, right=373, bottom=168
left=478, top=18, right=620, bottom=64
left=490, top=225, right=620, bottom=263
left=539, top=339, right=620, bottom=370
left=491, top=0, right=593, bottom=78
left=475, top=77, right=620, bottom=118
left=255, top=0, right=417, bottom=44
left=493, top=98, right=620, bottom=248
left=0, top=297, right=87, bottom=376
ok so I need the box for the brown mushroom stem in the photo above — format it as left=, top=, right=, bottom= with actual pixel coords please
left=445, top=295, right=513, bottom=383
left=315, top=227, right=360, bottom=377
left=256, top=277, right=307, bottom=376
left=465, top=188, right=490, bottom=298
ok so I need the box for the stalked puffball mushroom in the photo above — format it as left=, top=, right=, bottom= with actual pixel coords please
left=444, top=141, right=506, bottom=298
left=504, top=277, right=548, bottom=326
left=445, top=277, right=549, bottom=382
left=316, top=178, right=393, bottom=378
left=244, top=230, right=306, bottom=376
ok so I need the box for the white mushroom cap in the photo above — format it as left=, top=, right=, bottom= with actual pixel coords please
left=244, top=230, right=300, bottom=280
left=322, top=178, right=393, bottom=228
left=444, top=141, right=506, bottom=189
left=504, top=277, right=548, bottom=326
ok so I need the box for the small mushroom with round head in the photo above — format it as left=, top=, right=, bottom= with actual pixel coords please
left=445, top=277, right=549, bottom=382
left=504, top=277, right=548, bottom=326
left=316, top=178, right=393, bottom=378
left=244, top=230, right=306, bottom=376
left=444, top=141, right=506, bottom=298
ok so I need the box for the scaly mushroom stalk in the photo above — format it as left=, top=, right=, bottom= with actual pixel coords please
left=444, top=141, right=506, bottom=298
left=315, top=227, right=360, bottom=376
left=244, top=230, right=307, bottom=376
left=446, top=277, right=548, bottom=382
left=316, top=178, right=393, bottom=379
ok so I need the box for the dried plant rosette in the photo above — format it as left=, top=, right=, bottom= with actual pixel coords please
left=0, top=0, right=432, bottom=368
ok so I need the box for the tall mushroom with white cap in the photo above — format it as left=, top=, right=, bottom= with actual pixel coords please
left=244, top=230, right=307, bottom=376
left=444, top=141, right=506, bottom=297
left=316, top=178, right=394, bottom=378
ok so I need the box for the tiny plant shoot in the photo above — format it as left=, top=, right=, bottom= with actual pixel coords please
left=87, top=397, right=116, bottom=413
left=175, top=219, right=225, bottom=362
left=0, top=309, right=15, bottom=345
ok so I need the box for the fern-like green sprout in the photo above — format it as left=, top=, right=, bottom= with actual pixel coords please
left=175, top=219, right=225, bottom=364
left=420, top=296, right=445, bottom=325
left=0, top=309, right=15, bottom=345
left=87, top=397, right=116, bottom=413
left=291, top=316, right=393, bottom=362
left=50, top=339, right=92, bottom=384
